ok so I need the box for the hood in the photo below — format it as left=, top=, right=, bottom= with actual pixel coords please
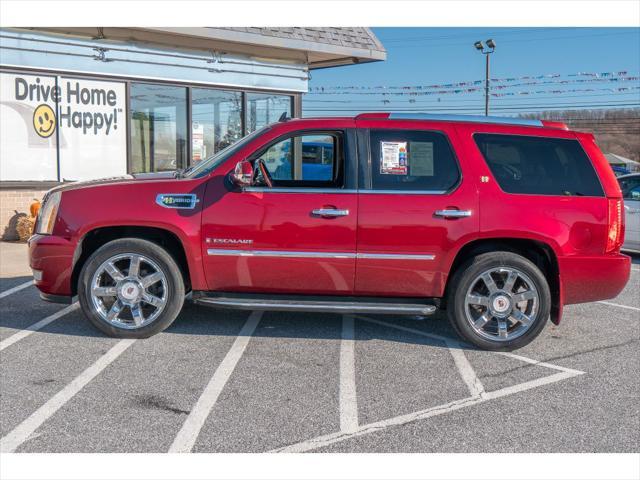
left=47, top=171, right=176, bottom=196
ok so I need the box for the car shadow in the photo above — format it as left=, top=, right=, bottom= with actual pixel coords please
left=2, top=299, right=463, bottom=351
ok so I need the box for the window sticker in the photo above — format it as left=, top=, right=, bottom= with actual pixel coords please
left=409, top=142, right=435, bottom=176
left=380, top=141, right=408, bottom=175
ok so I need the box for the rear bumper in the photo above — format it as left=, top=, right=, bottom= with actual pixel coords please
left=28, top=234, right=76, bottom=299
left=560, top=253, right=631, bottom=305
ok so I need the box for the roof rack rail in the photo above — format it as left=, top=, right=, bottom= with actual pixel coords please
left=354, top=112, right=568, bottom=129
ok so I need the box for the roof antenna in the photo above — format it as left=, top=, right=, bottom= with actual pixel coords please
left=278, top=112, right=290, bottom=122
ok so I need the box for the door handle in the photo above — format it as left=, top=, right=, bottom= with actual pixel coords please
left=312, top=208, right=349, bottom=217
left=434, top=209, right=472, bottom=218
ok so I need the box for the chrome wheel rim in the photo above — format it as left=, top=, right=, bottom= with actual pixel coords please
left=464, top=267, right=539, bottom=342
left=90, top=253, right=168, bottom=329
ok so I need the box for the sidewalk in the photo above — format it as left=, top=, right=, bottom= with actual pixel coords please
left=0, top=241, right=30, bottom=278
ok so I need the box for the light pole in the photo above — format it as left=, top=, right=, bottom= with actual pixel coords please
left=474, top=39, right=496, bottom=116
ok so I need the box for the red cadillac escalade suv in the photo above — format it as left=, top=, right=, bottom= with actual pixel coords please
left=28, top=113, right=631, bottom=350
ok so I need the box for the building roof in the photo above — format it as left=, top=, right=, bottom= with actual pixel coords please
left=31, top=27, right=386, bottom=69
left=605, top=153, right=640, bottom=166
left=219, top=27, right=385, bottom=63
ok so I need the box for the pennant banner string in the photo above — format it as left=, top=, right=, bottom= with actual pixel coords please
left=310, top=71, right=638, bottom=93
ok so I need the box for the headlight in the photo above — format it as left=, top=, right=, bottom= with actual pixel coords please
left=35, top=191, right=61, bottom=235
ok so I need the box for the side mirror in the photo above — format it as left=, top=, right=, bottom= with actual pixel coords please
left=230, top=160, right=254, bottom=187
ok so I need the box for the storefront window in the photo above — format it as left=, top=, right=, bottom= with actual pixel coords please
left=191, top=88, right=242, bottom=165
left=130, top=83, right=187, bottom=173
left=246, top=93, right=292, bottom=133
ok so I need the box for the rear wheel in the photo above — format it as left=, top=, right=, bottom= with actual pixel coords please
left=447, top=251, right=551, bottom=351
left=78, top=238, right=185, bottom=338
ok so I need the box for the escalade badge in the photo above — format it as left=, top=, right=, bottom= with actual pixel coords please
left=156, top=194, right=199, bottom=209
left=207, top=238, right=253, bottom=245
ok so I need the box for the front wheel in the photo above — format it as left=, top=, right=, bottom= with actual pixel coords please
left=78, top=238, right=185, bottom=338
left=447, top=252, right=551, bottom=351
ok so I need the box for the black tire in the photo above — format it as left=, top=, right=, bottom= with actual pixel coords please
left=446, top=251, right=551, bottom=351
left=78, top=238, right=185, bottom=338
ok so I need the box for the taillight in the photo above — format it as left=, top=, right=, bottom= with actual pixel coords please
left=605, top=198, right=624, bottom=253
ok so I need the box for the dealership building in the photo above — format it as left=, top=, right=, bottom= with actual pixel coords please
left=0, top=27, right=386, bottom=239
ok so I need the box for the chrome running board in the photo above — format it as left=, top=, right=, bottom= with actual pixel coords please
left=194, top=296, right=437, bottom=316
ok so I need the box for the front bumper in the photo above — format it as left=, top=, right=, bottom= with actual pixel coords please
left=28, top=234, right=76, bottom=300
left=560, top=253, right=631, bottom=305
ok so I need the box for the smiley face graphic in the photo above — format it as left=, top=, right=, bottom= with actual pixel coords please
left=33, top=104, right=56, bottom=138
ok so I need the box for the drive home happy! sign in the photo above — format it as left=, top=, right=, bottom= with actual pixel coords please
left=14, top=76, right=122, bottom=136
left=0, top=71, right=127, bottom=182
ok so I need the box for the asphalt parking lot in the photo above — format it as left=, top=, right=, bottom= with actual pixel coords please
left=1, top=241, right=638, bottom=453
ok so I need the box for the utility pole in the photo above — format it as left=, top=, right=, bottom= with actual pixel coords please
left=474, top=39, right=496, bottom=116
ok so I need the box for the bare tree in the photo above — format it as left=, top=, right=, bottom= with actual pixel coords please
left=520, top=108, right=640, bottom=161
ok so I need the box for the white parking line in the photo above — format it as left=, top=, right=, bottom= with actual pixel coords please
left=445, top=338, right=486, bottom=398
left=266, top=314, right=588, bottom=453
left=597, top=301, right=640, bottom=313
left=169, top=311, right=262, bottom=453
left=0, top=303, right=79, bottom=352
left=498, top=351, right=585, bottom=376
left=357, top=317, right=486, bottom=397
left=0, top=280, right=33, bottom=299
left=0, top=338, right=136, bottom=453
left=339, top=315, right=358, bottom=432
left=270, top=369, right=583, bottom=453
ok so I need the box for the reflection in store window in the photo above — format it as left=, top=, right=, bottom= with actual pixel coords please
left=130, top=83, right=187, bottom=173
left=246, top=93, right=292, bottom=133
left=191, top=89, right=242, bottom=165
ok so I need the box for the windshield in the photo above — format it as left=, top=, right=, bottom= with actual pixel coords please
left=183, top=126, right=271, bottom=179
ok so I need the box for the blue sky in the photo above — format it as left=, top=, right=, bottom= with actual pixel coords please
left=304, top=28, right=640, bottom=117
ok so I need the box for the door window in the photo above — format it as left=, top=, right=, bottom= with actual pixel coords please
left=253, top=133, right=342, bottom=187
left=368, top=129, right=460, bottom=192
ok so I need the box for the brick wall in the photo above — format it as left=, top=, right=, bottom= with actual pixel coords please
left=0, top=189, right=49, bottom=241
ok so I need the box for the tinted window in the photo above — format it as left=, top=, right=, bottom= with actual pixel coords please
left=474, top=134, right=604, bottom=197
left=369, top=130, right=460, bottom=191
left=254, top=133, right=342, bottom=188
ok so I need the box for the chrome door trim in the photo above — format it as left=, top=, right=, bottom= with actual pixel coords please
left=206, top=249, right=436, bottom=260
left=242, top=187, right=357, bottom=194
left=241, top=187, right=450, bottom=195
left=358, top=189, right=448, bottom=195
left=356, top=253, right=436, bottom=260
left=207, top=249, right=356, bottom=259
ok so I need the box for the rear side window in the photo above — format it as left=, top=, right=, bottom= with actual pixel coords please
left=369, top=130, right=460, bottom=192
left=474, top=134, right=604, bottom=197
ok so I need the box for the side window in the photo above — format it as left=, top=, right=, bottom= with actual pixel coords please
left=474, top=134, right=604, bottom=197
left=620, top=177, right=640, bottom=201
left=254, top=133, right=342, bottom=187
left=368, top=130, right=460, bottom=192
